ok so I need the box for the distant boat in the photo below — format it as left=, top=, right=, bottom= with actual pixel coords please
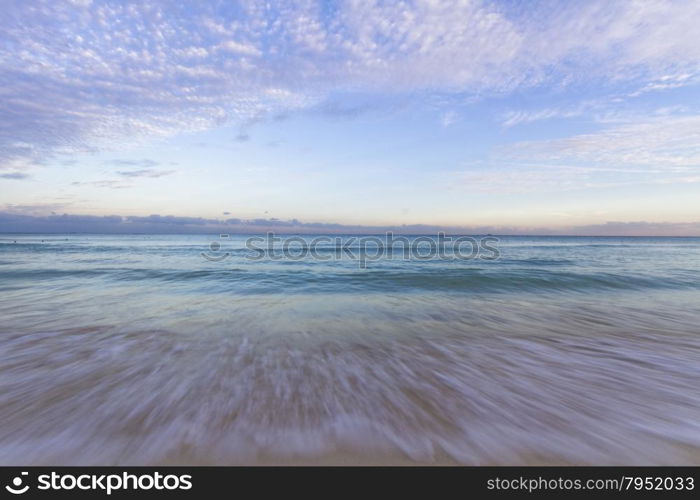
left=220, top=234, right=230, bottom=238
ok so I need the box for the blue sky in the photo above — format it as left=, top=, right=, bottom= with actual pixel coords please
left=1, top=0, right=700, bottom=234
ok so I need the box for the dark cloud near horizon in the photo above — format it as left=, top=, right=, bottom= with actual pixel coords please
left=0, top=211, right=699, bottom=236
left=126, top=215, right=212, bottom=226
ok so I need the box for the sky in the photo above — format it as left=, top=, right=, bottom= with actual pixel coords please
left=1, top=0, right=700, bottom=235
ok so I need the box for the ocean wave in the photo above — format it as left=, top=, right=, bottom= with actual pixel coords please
left=1, top=266, right=698, bottom=295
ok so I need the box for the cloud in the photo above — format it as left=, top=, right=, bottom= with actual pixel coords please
left=628, top=72, right=698, bottom=97
left=217, top=40, right=261, bottom=57
left=2, top=203, right=73, bottom=215
left=68, top=164, right=175, bottom=188
left=125, top=215, right=212, bottom=226
left=455, top=113, right=700, bottom=193
left=72, top=180, right=131, bottom=189
left=0, top=172, right=30, bottom=180
left=1, top=210, right=699, bottom=236
left=2, top=0, right=700, bottom=167
left=440, top=111, right=458, bottom=128
left=107, top=159, right=160, bottom=168
left=504, top=115, right=700, bottom=168
left=501, top=106, right=588, bottom=128
left=116, top=169, right=175, bottom=178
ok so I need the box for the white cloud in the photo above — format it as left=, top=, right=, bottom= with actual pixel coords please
left=217, top=40, right=261, bottom=57
left=2, top=0, right=700, bottom=167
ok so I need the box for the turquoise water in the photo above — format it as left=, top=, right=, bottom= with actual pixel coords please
left=1, top=234, right=700, bottom=464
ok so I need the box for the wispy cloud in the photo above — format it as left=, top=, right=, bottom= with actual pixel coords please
left=451, top=112, right=700, bottom=194
left=441, top=111, right=459, bottom=128
left=116, top=169, right=175, bottom=178
left=2, top=203, right=73, bottom=215
left=503, top=115, right=700, bottom=168
left=501, top=106, right=588, bottom=128
left=628, top=73, right=698, bottom=97
left=107, top=159, right=160, bottom=168
left=71, top=180, right=131, bottom=189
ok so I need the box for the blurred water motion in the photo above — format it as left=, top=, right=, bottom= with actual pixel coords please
left=1, top=234, right=700, bottom=464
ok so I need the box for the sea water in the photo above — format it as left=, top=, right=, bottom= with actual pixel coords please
left=1, top=234, right=699, bottom=464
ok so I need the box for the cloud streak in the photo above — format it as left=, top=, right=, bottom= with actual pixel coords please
left=454, top=112, right=700, bottom=194
left=107, top=159, right=160, bottom=168
left=504, top=115, right=700, bottom=168
left=116, top=169, right=175, bottom=178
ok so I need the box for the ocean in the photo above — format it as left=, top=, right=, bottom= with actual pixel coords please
left=1, top=234, right=700, bottom=464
